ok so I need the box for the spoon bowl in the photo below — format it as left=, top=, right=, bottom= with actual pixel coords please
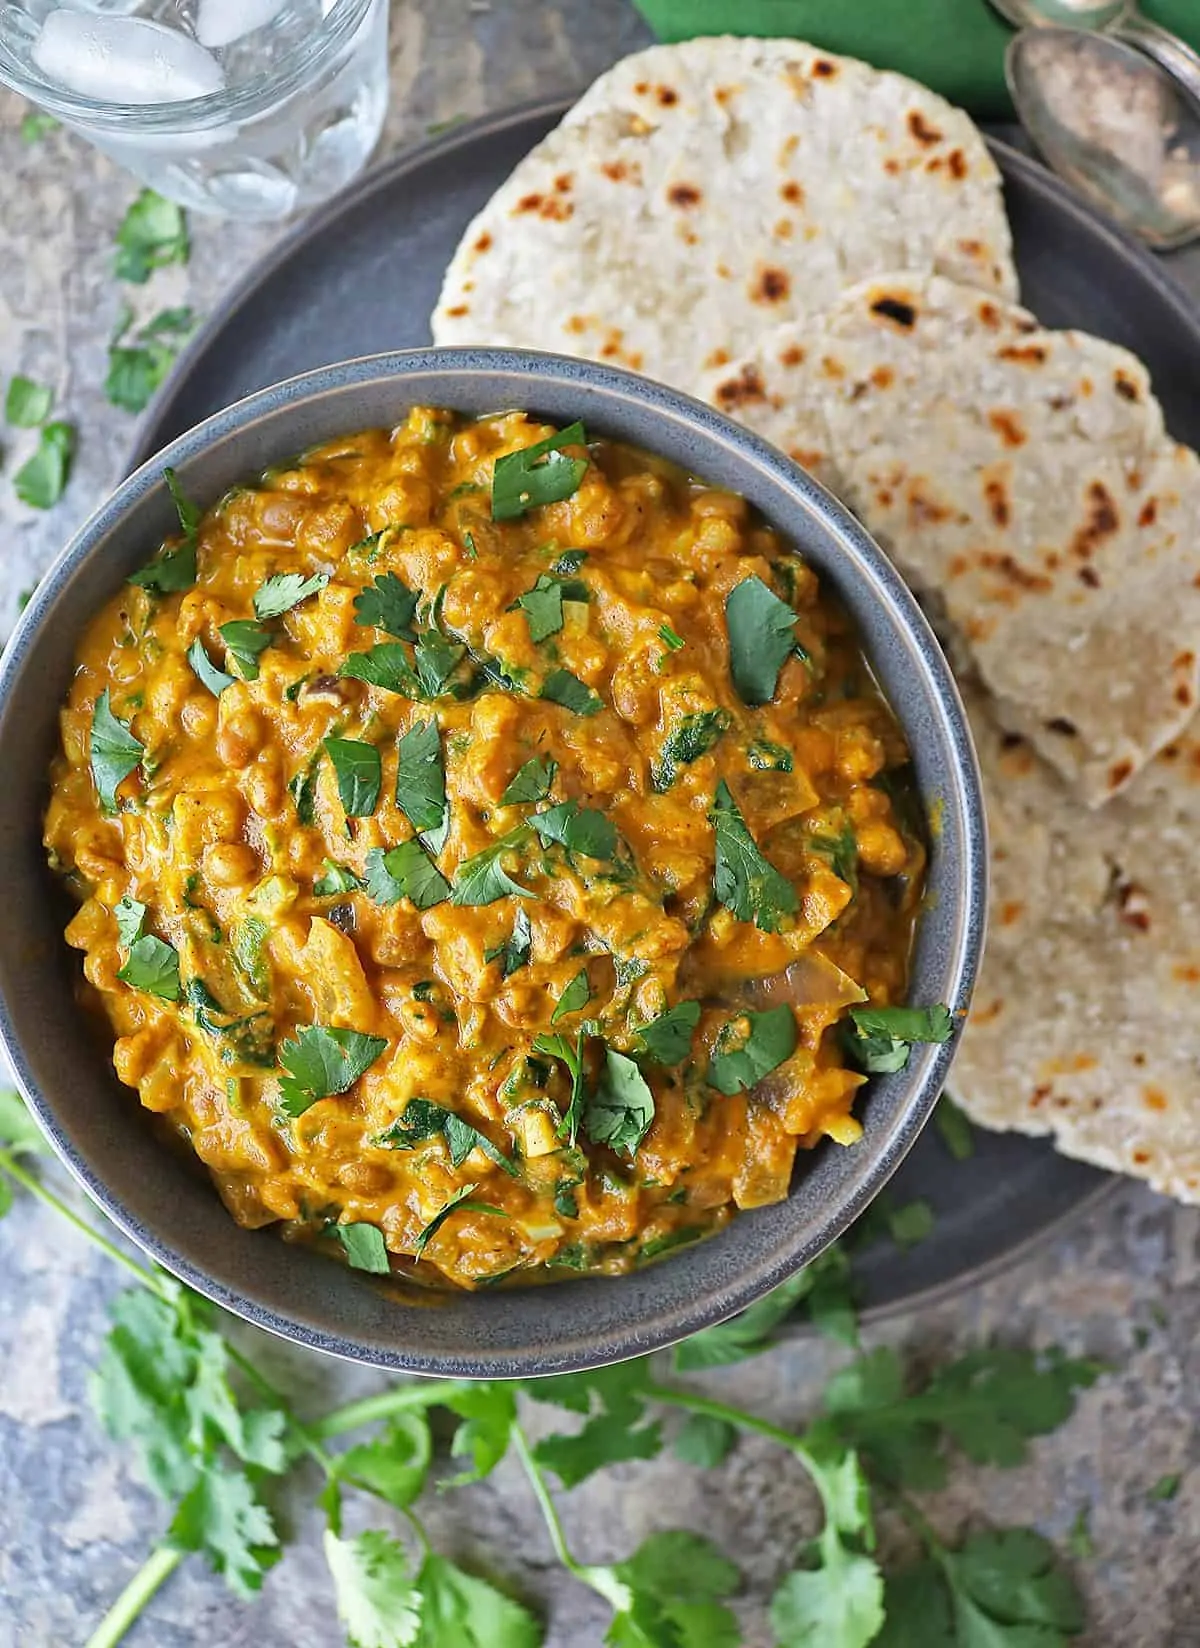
left=1008, top=26, right=1200, bottom=247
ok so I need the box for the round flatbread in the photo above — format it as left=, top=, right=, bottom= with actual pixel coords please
left=951, top=681, right=1200, bottom=1203
left=702, top=274, right=1200, bottom=804
left=432, top=37, right=1017, bottom=392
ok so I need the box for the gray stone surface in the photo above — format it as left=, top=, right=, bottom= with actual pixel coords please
left=2, top=5, right=1199, bottom=1645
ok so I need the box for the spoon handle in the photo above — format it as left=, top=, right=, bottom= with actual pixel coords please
left=1120, top=14, right=1200, bottom=109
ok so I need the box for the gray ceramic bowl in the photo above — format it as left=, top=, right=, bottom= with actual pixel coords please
left=0, top=349, right=986, bottom=1376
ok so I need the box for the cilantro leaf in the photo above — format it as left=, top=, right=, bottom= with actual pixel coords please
left=492, top=421, right=589, bottom=520
left=607, top=1530, right=741, bottom=1648
left=413, top=629, right=466, bottom=697
left=187, top=635, right=236, bottom=697
left=114, top=895, right=147, bottom=947
left=844, top=1003, right=953, bottom=1075
left=500, top=757, right=557, bottom=806
left=114, top=189, right=189, bottom=283
left=711, top=780, right=798, bottom=932
left=355, top=572, right=419, bottom=639
left=531, top=800, right=617, bottom=859
left=339, top=1412, right=431, bottom=1511
left=935, top=1096, right=975, bottom=1161
left=414, top=1552, right=542, bottom=1648
left=726, top=575, right=801, bottom=706
left=324, top=736, right=382, bottom=817
left=395, top=719, right=447, bottom=839
left=749, top=738, right=793, bottom=772
left=442, top=1383, right=518, bottom=1483
left=888, top=1199, right=935, bottom=1249
left=378, top=1097, right=516, bottom=1175
left=707, top=1004, right=796, bottom=1095
left=451, top=828, right=532, bottom=906
left=532, top=1030, right=587, bottom=1145
left=770, top=1524, right=885, bottom=1648
left=518, top=574, right=565, bottom=642
left=366, top=842, right=450, bottom=910
left=14, top=420, right=73, bottom=509
left=315, top=862, right=366, bottom=897
left=0, top=1090, right=47, bottom=1158
left=324, top=1528, right=422, bottom=1648
left=219, top=620, right=271, bottom=681
left=636, top=1001, right=700, bottom=1066
left=413, top=1185, right=505, bottom=1258
left=168, top=1461, right=280, bottom=1597
left=584, top=1048, right=654, bottom=1156
left=336, top=1222, right=391, bottom=1274
left=485, top=907, right=533, bottom=977
left=943, top=1528, right=1085, bottom=1639
left=674, top=1412, right=738, bottom=1467
left=129, top=467, right=200, bottom=593
left=90, top=691, right=144, bottom=811
left=809, top=823, right=859, bottom=893
left=277, top=1025, right=387, bottom=1117
left=552, top=967, right=591, bottom=1023
left=341, top=644, right=425, bottom=697
left=874, top=1561, right=954, bottom=1648
left=117, top=935, right=181, bottom=1001
left=654, top=709, right=731, bottom=789
left=254, top=571, right=328, bottom=620
left=541, top=668, right=603, bottom=716
left=289, top=760, right=317, bottom=825
left=6, top=374, right=52, bottom=427
left=675, top=1267, right=824, bottom=1371
left=90, top=1287, right=198, bottom=1500
left=106, top=307, right=196, bottom=413
left=535, top=1408, right=664, bottom=1490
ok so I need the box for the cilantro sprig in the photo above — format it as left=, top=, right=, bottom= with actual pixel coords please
left=276, top=1025, right=387, bottom=1117
left=491, top=422, right=589, bottom=521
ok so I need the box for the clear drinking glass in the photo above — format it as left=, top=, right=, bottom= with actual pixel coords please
left=0, top=0, right=390, bottom=220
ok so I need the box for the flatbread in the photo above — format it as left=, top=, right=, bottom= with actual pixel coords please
left=701, top=274, right=1200, bottom=803
left=431, top=37, right=1017, bottom=392
left=951, top=682, right=1200, bottom=1203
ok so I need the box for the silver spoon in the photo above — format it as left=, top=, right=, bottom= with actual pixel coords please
left=989, top=0, right=1200, bottom=100
left=1007, top=26, right=1200, bottom=247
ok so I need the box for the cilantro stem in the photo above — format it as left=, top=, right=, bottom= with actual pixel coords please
left=511, top=1421, right=631, bottom=1611
left=221, top=1341, right=338, bottom=1474
left=84, top=1543, right=183, bottom=1648
left=642, top=1383, right=837, bottom=1518
left=308, top=1380, right=472, bottom=1440
left=0, top=1148, right=166, bottom=1295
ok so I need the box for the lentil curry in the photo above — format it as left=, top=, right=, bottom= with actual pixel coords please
left=45, top=409, right=943, bottom=1290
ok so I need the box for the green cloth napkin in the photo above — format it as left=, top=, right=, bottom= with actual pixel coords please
left=630, top=0, right=1200, bottom=118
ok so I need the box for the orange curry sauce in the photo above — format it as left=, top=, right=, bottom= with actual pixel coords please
left=45, top=409, right=924, bottom=1289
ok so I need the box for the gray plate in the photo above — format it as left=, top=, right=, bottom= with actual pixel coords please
left=129, top=97, right=1174, bottom=1320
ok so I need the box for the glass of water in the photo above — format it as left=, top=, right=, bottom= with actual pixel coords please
left=0, top=0, right=390, bottom=219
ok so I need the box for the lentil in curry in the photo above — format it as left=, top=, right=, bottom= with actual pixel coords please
left=45, top=409, right=935, bottom=1290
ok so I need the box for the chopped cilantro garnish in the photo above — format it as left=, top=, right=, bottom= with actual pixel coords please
left=707, top=1004, right=797, bottom=1094
left=500, top=756, right=557, bottom=806
left=114, top=189, right=189, bottom=284
left=654, top=708, right=730, bottom=789
left=313, top=862, right=365, bottom=897
left=450, top=828, right=532, bottom=906
left=748, top=738, right=793, bottom=772
left=935, top=1096, right=975, bottom=1161
left=810, top=822, right=859, bottom=892
left=541, top=669, right=602, bottom=716
left=710, top=779, right=798, bottom=932
left=412, top=629, right=465, bottom=698
left=254, top=572, right=328, bottom=621
left=365, top=841, right=450, bottom=910
left=492, top=422, right=589, bottom=521
left=485, top=907, right=533, bottom=977
left=354, top=572, right=419, bottom=639
left=335, top=1222, right=390, bottom=1274
left=128, top=468, right=199, bottom=592
left=530, top=800, right=616, bottom=859
left=658, top=623, right=685, bottom=651
left=218, top=621, right=271, bottom=682
left=518, top=575, right=565, bottom=643
left=532, top=1029, right=587, bottom=1145
left=340, top=644, right=423, bottom=697
left=378, top=1098, right=516, bottom=1176
left=551, top=968, right=591, bottom=1023
left=394, top=720, right=448, bottom=846
left=843, top=1003, right=953, bottom=1074
left=5, top=374, right=52, bottom=427
left=636, top=1000, right=700, bottom=1066
left=276, top=1025, right=387, bottom=1116
left=90, top=690, right=144, bottom=811
left=413, top=1186, right=506, bottom=1258
left=726, top=574, right=802, bottom=705
left=584, top=1048, right=655, bottom=1156
left=186, top=636, right=235, bottom=698
left=117, top=935, right=181, bottom=1002
left=114, top=895, right=147, bottom=947
left=14, top=420, right=73, bottom=509
left=106, top=307, right=196, bottom=414
left=288, top=761, right=317, bottom=825
left=323, top=737, right=381, bottom=818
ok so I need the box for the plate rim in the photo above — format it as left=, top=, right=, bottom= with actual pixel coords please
left=125, top=96, right=1143, bottom=1325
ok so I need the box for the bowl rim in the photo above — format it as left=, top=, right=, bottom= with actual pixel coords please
left=0, top=346, right=988, bottom=1375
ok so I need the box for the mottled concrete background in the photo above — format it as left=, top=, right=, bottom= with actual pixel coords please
left=2, top=4, right=1200, bottom=1644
